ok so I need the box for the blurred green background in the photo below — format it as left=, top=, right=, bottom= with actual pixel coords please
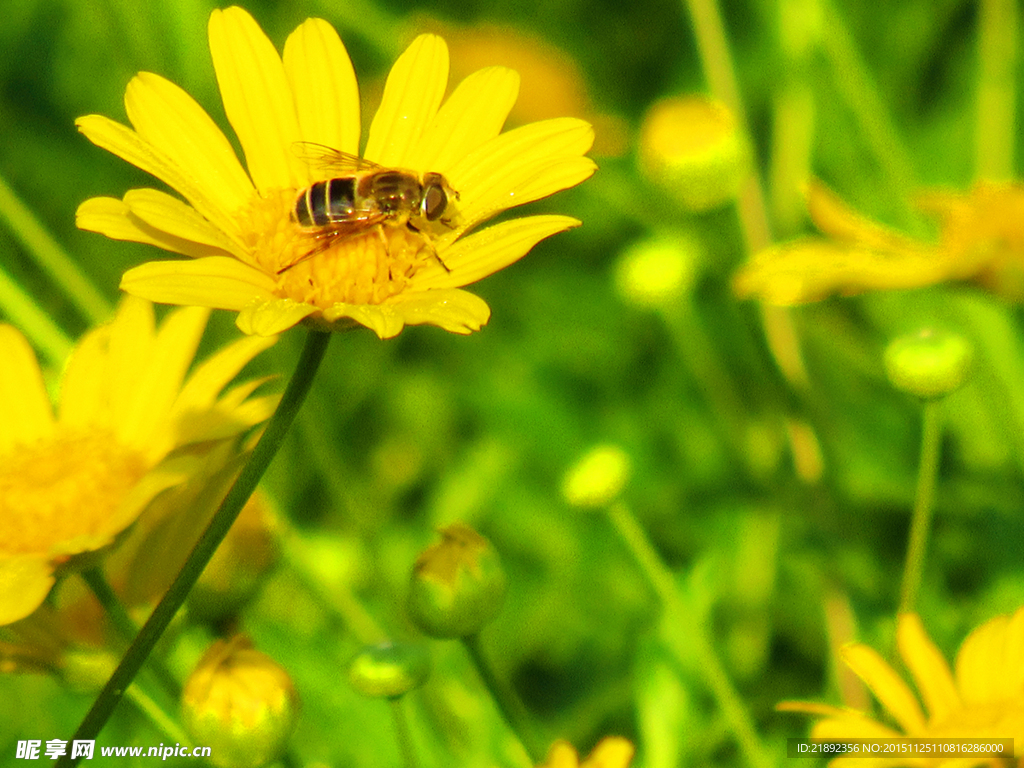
left=1, top=0, right=1023, bottom=766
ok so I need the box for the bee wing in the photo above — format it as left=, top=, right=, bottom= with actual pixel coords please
left=277, top=212, right=389, bottom=274
left=291, top=142, right=383, bottom=174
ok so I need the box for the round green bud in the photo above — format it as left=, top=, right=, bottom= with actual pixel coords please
left=348, top=642, right=431, bottom=699
left=562, top=445, right=632, bottom=509
left=407, top=523, right=507, bottom=639
left=614, top=234, right=699, bottom=309
left=884, top=330, right=973, bottom=400
left=181, top=637, right=298, bottom=768
left=638, top=95, right=749, bottom=212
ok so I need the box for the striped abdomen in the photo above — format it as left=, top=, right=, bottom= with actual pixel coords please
left=293, top=177, right=359, bottom=228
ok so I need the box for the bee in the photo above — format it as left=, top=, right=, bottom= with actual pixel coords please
left=279, top=143, right=459, bottom=274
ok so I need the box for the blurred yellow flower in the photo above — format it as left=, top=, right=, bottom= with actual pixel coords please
left=538, top=737, right=635, bottom=768
left=0, top=296, right=276, bottom=627
left=733, top=180, right=1024, bottom=305
left=76, top=6, right=595, bottom=339
left=779, top=608, right=1024, bottom=767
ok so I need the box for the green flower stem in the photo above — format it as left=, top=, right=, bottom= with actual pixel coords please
left=124, top=683, right=192, bottom=748
left=58, top=329, right=332, bottom=767
left=79, top=567, right=181, bottom=700
left=976, top=0, right=1018, bottom=180
left=681, top=0, right=771, bottom=253
left=389, top=697, right=419, bottom=768
left=461, top=633, right=543, bottom=764
left=0, top=263, right=73, bottom=367
left=661, top=299, right=748, bottom=462
left=0, top=171, right=111, bottom=325
left=606, top=501, right=773, bottom=768
left=899, top=399, right=943, bottom=615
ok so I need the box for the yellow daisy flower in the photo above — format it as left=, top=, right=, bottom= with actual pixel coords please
left=779, top=608, right=1024, bottom=767
left=76, top=6, right=596, bottom=339
left=538, top=738, right=635, bottom=768
left=0, top=296, right=276, bottom=627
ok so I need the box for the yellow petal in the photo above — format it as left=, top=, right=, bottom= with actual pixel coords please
left=582, top=737, right=634, bottom=768
left=77, top=196, right=231, bottom=259
left=236, top=297, right=318, bottom=336
left=123, top=189, right=248, bottom=260
left=422, top=215, right=580, bottom=290
left=174, top=335, right=277, bottom=419
left=76, top=116, right=243, bottom=241
left=320, top=288, right=490, bottom=338
left=0, top=325, right=55, bottom=453
left=364, top=34, right=449, bottom=168
left=124, top=71, right=254, bottom=219
left=732, top=239, right=951, bottom=305
left=841, top=642, right=926, bottom=733
left=0, top=556, right=55, bottom=626
left=388, top=288, right=491, bottom=335
left=955, top=612, right=1010, bottom=705
left=117, top=306, right=210, bottom=454
left=896, top=613, right=961, bottom=723
left=107, top=296, right=155, bottom=438
left=410, top=66, right=520, bottom=173
left=807, top=180, right=930, bottom=254
left=208, top=6, right=303, bottom=191
left=58, top=323, right=112, bottom=429
left=283, top=18, right=360, bottom=160
left=446, top=117, right=595, bottom=224
left=120, top=256, right=277, bottom=311
left=539, top=741, right=580, bottom=768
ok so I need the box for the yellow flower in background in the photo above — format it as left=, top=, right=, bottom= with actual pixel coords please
left=538, top=737, right=635, bottom=768
left=0, top=296, right=276, bottom=627
left=733, top=180, right=1024, bottom=305
left=76, top=6, right=595, bottom=339
left=779, top=608, right=1024, bottom=767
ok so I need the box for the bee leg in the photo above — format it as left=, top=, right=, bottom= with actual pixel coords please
left=406, top=222, right=451, bottom=273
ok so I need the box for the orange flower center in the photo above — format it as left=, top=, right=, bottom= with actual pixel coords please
left=0, top=430, right=148, bottom=557
left=238, top=189, right=442, bottom=308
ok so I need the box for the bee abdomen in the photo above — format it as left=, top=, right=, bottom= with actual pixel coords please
left=294, top=178, right=358, bottom=228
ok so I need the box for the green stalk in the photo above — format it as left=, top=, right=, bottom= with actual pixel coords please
left=898, top=399, right=943, bottom=614
left=0, top=171, right=111, bottom=325
left=389, top=698, right=419, bottom=768
left=975, top=0, right=1018, bottom=180
left=461, top=634, right=543, bottom=763
left=606, top=501, right=773, bottom=768
left=58, top=329, right=332, bottom=766
left=0, top=263, right=73, bottom=367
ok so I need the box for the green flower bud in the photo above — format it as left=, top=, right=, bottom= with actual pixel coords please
left=614, top=234, right=699, bottom=309
left=348, top=641, right=431, bottom=699
left=562, top=445, right=631, bottom=508
left=884, top=330, right=973, bottom=400
left=181, top=637, right=298, bottom=768
left=407, top=523, right=507, bottom=638
left=638, top=95, right=749, bottom=212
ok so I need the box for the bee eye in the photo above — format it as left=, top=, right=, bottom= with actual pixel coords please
left=423, top=184, right=448, bottom=221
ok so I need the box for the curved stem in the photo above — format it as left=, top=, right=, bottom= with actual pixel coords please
left=606, top=501, right=773, bottom=768
left=0, top=263, right=73, bottom=367
left=976, top=0, right=1018, bottom=181
left=389, top=697, right=419, bottom=768
left=899, top=399, right=943, bottom=614
left=59, top=329, right=332, bottom=766
left=461, top=634, right=543, bottom=763
left=0, top=171, right=111, bottom=325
